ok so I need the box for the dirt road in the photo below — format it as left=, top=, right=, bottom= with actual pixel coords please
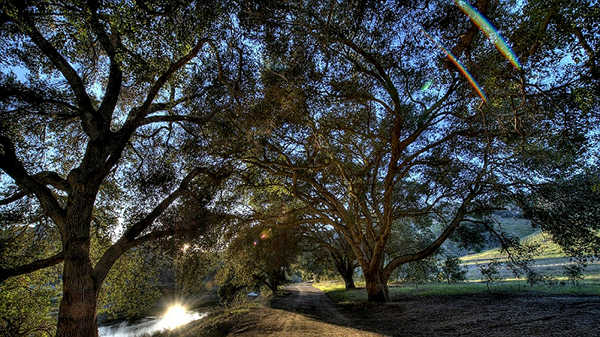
left=227, top=283, right=383, bottom=336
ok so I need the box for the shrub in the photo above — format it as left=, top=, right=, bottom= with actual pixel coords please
left=563, top=264, right=585, bottom=286
left=440, top=256, right=467, bottom=284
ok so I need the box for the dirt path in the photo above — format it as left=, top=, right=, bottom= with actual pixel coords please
left=270, top=283, right=349, bottom=325
left=226, top=283, right=383, bottom=337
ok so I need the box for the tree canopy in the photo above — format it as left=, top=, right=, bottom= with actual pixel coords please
left=0, top=1, right=599, bottom=335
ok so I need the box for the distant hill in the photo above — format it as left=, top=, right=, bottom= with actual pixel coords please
left=460, top=231, right=565, bottom=264
left=442, top=215, right=537, bottom=257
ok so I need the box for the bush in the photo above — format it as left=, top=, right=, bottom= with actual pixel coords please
left=563, top=264, right=585, bottom=286
left=440, top=256, right=467, bottom=284
left=398, top=257, right=439, bottom=287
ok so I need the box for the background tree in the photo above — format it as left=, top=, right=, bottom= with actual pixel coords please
left=217, top=222, right=302, bottom=301
left=294, top=247, right=338, bottom=283
left=0, top=1, right=247, bottom=335
left=396, top=257, right=440, bottom=288
left=302, top=225, right=359, bottom=289
left=440, top=256, right=467, bottom=284
left=96, top=246, right=162, bottom=321
left=479, top=259, right=501, bottom=292
left=521, top=167, right=600, bottom=260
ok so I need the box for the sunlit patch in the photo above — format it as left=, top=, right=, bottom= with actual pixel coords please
left=455, top=0, right=521, bottom=70
left=421, top=28, right=487, bottom=103
left=181, top=244, right=190, bottom=252
left=155, top=304, right=202, bottom=331
left=420, top=79, right=433, bottom=91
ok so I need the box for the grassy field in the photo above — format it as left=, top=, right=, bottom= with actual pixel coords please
left=314, top=279, right=600, bottom=304
left=460, top=231, right=565, bottom=265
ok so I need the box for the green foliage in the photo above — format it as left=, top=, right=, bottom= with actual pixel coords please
left=97, top=248, right=162, bottom=321
left=216, top=223, right=302, bottom=302
left=0, top=221, right=61, bottom=337
left=175, top=248, right=221, bottom=296
left=440, top=256, right=467, bottom=284
left=522, top=168, right=600, bottom=259
left=293, top=249, right=337, bottom=283
left=397, top=258, right=439, bottom=287
left=0, top=268, right=60, bottom=337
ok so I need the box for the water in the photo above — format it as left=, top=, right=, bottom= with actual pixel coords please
left=98, top=310, right=206, bottom=337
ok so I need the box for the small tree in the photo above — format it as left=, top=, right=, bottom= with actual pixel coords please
left=525, top=269, right=545, bottom=287
left=478, top=260, right=501, bottom=292
left=440, top=256, right=467, bottom=284
left=399, top=258, right=439, bottom=288
left=563, top=264, right=585, bottom=286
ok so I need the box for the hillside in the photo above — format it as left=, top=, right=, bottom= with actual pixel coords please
left=442, top=215, right=537, bottom=257
left=460, top=231, right=565, bottom=264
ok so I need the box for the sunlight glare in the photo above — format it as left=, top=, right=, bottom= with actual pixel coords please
left=155, top=304, right=202, bottom=331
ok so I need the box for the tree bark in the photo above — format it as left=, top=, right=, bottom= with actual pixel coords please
left=364, top=269, right=389, bottom=302
left=56, top=252, right=99, bottom=337
left=334, top=259, right=356, bottom=290
left=56, top=181, right=100, bottom=337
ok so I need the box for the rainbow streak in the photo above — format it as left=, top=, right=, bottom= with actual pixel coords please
left=455, top=0, right=522, bottom=70
left=421, top=29, right=488, bottom=103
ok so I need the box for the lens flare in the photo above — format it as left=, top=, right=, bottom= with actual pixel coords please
left=421, top=28, right=487, bottom=103
left=455, top=0, right=521, bottom=70
left=155, top=304, right=202, bottom=331
left=420, top=79, right=433, bottom=91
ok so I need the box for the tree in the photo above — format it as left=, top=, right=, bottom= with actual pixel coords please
left=240, top=0, right=598, bottom=302
left=302, top=226, right=359, bottom=289
left=397, top=257, right=439, bottom=288
left=522, top=167, right=600, bottom=259
left=294, top=248, right=337, bottom=283
left=563, top=264, right=585, bottom=287
left=97, top=247, right=162, bottom=321
left=217, top=222, right=302, bottom=300
left=440, top=256, right=467, bottom=284
left=479, top=260, right=501, bottom=292
left=0, top=201, right=61, bottom=337
left=0, top=1, right=244, bottom=335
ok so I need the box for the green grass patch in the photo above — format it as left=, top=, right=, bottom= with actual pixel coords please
left=461, top=232, right=566, bottom=265
left=315, top=280, right=600, bottom=304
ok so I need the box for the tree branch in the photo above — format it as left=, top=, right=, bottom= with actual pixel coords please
left=86, top=0, right=123, bottom=120
left=0, top=135, right=65, bottom=226
left=0, top=251, right=63, bottom=283
left=92, top=167, right=217, bottom=284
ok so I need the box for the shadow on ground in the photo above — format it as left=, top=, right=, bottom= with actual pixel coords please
left=270, top=283, right=600, bottom=337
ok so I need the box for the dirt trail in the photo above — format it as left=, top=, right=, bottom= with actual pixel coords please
left=270, top=283, right=349, bottom=325
left=228, top=283, right=383, bottom=337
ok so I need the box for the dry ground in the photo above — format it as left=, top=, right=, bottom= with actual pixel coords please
left=174, top=283, right=600, bottom=337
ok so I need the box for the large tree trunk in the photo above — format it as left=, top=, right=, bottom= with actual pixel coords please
left=56, top=184, right=100, bottom=337
left=342, top=270, right=356, bottom=290
left=335, top=260, right=356, bottom=290
left=56, top=252, right=99, bottom=337
left=364, top=270, right=389, bottom=302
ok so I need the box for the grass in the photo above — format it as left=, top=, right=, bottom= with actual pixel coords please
left=314, top=279, right=600, bottom=304
left=460, top=231, right=566, bottom=265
